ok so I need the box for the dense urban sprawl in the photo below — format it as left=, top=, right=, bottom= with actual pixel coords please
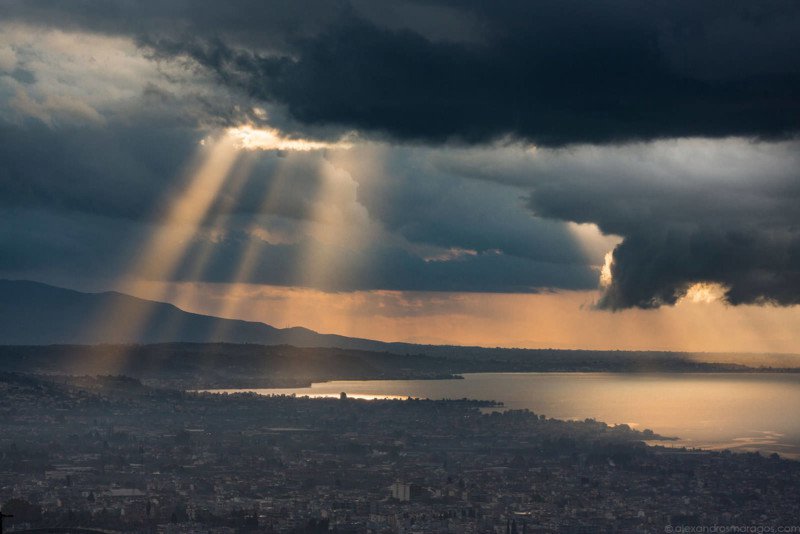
left=1, top=373, right=798, bottom=533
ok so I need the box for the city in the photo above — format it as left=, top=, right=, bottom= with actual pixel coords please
left=3, top=1, right=800, bottom=532
left=1, top=373, right=798, bottom=533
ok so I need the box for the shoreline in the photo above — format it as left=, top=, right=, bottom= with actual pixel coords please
left=170, top=368, right=800, bottom=391
left=193, top=372, right=800, bottom=460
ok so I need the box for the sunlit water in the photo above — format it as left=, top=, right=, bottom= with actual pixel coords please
left=205, top=372, right=800, bottom=459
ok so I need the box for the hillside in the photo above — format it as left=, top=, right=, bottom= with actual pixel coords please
left=0, top=279, right=379, bottom=349
left=2, top=280, right=800, bottom=373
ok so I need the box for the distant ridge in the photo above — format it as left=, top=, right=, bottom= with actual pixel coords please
left=2, top=280, right=799, bottom=369
left=0, top=279, right=388, bottom=350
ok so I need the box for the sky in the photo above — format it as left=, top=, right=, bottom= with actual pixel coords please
left=2, top=1, right=800, bottom=352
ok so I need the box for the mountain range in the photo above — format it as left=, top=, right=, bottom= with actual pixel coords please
left=3, top=279, right=800, bottom=370
left=0, top=279, right=393, bottom=350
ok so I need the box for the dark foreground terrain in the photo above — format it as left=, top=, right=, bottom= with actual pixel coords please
left=0, top=373, right=798, bottom=533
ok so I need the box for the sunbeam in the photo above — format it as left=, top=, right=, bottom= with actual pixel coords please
left=147, top=153, right=259, bottom=343
left=208, top=133, right=357, bottom=338
left=177, top=153, right=257, bottom=283
left=206, top=156, right=294, bottom=338
left=227, top=125, right=354, bottom=152
left=79, top=132, right=242, bottom=370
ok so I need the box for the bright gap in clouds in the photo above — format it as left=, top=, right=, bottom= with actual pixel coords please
left=227, top=125, right=354, bottom=152
left=680, top=282, right=729, bottom=304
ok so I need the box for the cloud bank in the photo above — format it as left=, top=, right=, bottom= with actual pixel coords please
left=4, top=1, right=800, bottom=145
left=434, top=139, right=800, bottom=308
left=1, top=2, right=800, bottom=310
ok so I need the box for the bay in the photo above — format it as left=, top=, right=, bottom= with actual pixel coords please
left=206, top=372, right=800, bottom=459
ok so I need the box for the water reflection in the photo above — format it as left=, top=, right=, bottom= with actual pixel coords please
left=205, top=372, right=800, bottom=458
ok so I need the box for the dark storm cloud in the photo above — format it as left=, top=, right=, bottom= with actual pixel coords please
left=416, top=139, right=800, bottom=308
left=509, top=140, right=800, bottom=309
left=0, top=120, right=332, bottom=225
left=346, top=145, right=598, bottom=266
left=0, top=118, right=598, bottom=292
left=598, top=228, right=800, bottom=309
left=4, top=0, right=800, bottom=306
left=0, top=207, right=598, bottom=293
left=3, top=0, right=800, bottom=145
left=154, top=232, right=599, bottom=292
left=0, top=119, right=199, bottom=220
